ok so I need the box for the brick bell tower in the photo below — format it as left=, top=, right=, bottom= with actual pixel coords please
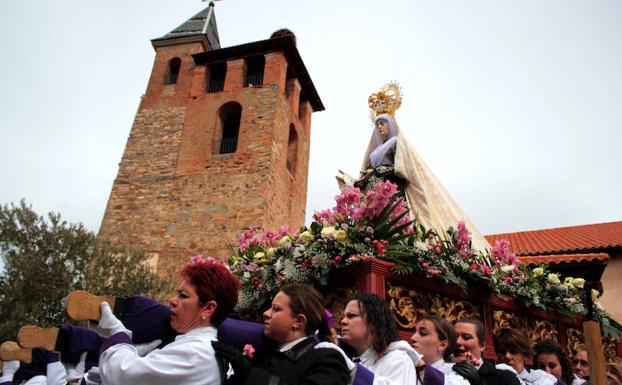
left=98, top=3, right=324, bottom=271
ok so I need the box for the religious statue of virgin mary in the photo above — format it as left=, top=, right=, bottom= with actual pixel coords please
left=339, top=82, right=491, bottom=252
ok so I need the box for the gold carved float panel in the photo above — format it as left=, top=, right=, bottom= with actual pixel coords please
left=386, top=283, right=480, bottom=329
left=566, top=328, right=585, bottom=358
left=493, top=310, right=559, bottom=344
left=325, top=286, right=358, bottom=331
left=604, top=337, right=618, bottom=362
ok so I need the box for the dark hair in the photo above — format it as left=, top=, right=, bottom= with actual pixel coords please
left=420, top=315, right=457, bottom=361
left=455, top=318, right=486, bottom=346
left=280, top=283, right=332, bottom=341
left=534, top=339, right=573, bottom=385
left=180, top=262, right=240, bottom=326
left=494, top=328, right=532, bottom=357
left=352, top=292, right=400, bottom=358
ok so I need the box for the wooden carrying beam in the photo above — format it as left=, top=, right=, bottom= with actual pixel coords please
left=583, top=320, right=607, bottom=385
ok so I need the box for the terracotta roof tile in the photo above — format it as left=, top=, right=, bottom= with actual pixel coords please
left=519, top=253, right=610, bottom=266
left=485, top=221, right=622, bottom=255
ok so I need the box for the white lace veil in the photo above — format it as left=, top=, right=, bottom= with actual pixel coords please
left=359, top=114, right=491, bottom=251
left=362, top=114, right=400, bottom=169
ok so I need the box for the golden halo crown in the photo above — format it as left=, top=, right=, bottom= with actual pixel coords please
left=368, top=82, right=403, bottom=118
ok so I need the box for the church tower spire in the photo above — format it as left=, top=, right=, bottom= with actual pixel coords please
left=99, top=9, right=323, bottom=272
left=152, top=2, right=220, bottom=50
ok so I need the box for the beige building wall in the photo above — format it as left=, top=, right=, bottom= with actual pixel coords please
left=600, top=258, right=622, bottom=324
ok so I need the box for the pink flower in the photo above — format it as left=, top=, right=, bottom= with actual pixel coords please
left=491, top=239, right=519, bottom=268
left=470, top=263, right=478, bottom=271
left=372, top=239, right=388, bottom=256
left=262, top=230, right=279, bottom=247
left=334, top=256, right=342, bottom=262
left=454, top=221, right=472, bottom=258
left=464, top=352, right=481, bottom=366
left=278, top=226, right=292, bottom=237
left=480, top=264, right=492, bottom=275
left=435, top=246, right=441, bottom=254
left=428, top=269, right=440, bottom=276
left=190, top=255, right=222, bottom=266
left=243, top=344, right=256, bottom=359
left=422, top=263, right=429, bottom=269
left=333, top=188, right=362, bottom=219
left=239, top=227, right=260, bottom=252
left=351, top=203, right=368, bottom=221
left=313, top=209, right=336, bottom=225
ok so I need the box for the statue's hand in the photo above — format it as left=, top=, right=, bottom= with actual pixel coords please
left=354, top=169, right=373, bottom=188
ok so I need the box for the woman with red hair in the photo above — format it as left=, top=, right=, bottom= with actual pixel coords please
left=96, top=256, right=240, bottom=385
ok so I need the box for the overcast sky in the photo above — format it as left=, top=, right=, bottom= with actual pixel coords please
left=1, top=0, right=621, bottom=243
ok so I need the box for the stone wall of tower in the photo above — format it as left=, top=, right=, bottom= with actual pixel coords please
left=99, top=41, right=312, bottom=272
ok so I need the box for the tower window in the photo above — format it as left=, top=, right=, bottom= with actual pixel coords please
left=219, top=102, right=242, bottom=154
left=207, top=62, right=226, bottom=93
left=286, top=124, right=298, bottom=173
left=244, top=56, right=265, bottom=87
left=166, top=57, right=181, bottom=85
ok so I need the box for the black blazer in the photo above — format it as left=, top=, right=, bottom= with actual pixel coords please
left=479, top=361, right=522, bottom=385
left=243, top=337, right=350, bottom=385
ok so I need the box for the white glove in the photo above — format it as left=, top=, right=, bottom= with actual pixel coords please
left=65, top=351, right=87, bottom=382
left=90, top=302, right=132, bottom=338
left=135, top=339, right=162, bottom=357
left=0, top=360, right=20, bottom=382
left=46, top=359, right=68, bottom=385
left=23, top=375, right=47, bottom=385
left=83, top=366, right=102, bottom=385
left=314, top=342, right=356, bottom=371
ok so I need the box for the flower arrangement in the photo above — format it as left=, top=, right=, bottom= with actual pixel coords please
left=225, top=180, right=614, bottom=331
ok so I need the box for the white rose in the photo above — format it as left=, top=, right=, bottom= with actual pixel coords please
left=334, top=229, right=347, bottom=241
left=299, top=231, right=314, bottom=242
left=591, top=289, right=600, bottom=300
left=415, top=241, right=429, bottom=252
left=501, top=265, right=515, bottom=273
left=321, top=226, right=336, bottom=239
left=573, top=278, right=585, bottom=289
left=532, top=267, right=544, bottom=277
left=547, top=273, right=561, bottom=284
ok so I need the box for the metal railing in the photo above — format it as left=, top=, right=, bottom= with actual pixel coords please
left=207, top=79, right=225, bottom=93
left=219, top=137, right=238, bottom=154
left=166, top=74, right=178, bottom=85
left=245, top=72, right=264, bottom=87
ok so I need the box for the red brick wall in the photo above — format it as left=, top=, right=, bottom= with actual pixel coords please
left=99, top=43, right=313, bottom=273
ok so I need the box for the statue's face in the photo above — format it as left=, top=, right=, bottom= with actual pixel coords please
left=376, top=119, right=390, bottom=141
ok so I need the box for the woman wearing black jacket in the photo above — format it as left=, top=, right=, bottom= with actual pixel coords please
left=213, top=283, right=350, bottom=385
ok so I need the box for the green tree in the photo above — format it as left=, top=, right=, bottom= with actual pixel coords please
left=0, top=200, right=94, bottom=340
left=83, top=244, right=173, bottom=300
left=0, top=201, right=173, bottom=342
